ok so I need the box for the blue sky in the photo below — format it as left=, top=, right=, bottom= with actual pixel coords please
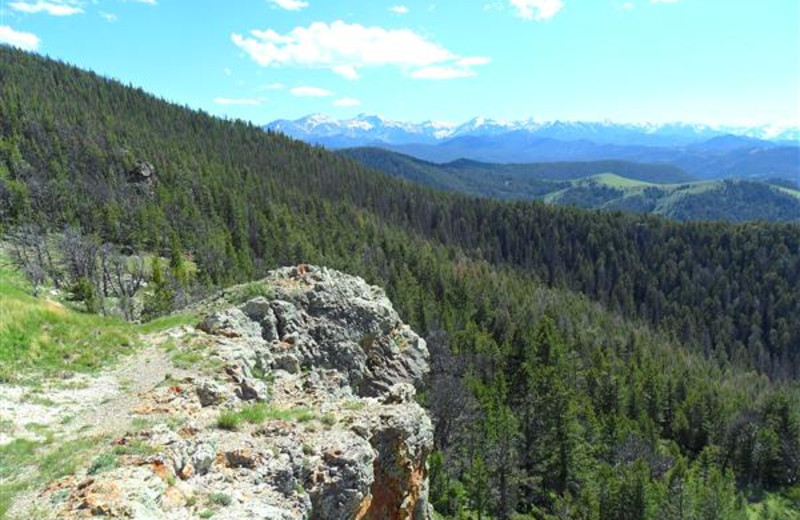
left=1, top=0, right=798, bottom=127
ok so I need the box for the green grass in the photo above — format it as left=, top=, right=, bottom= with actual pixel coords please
left=228, top=281, right=275, bottom=305
left=137, top=311, right=199, bottom=335
left=589, top=173, right=657, bottom=188
left=0, top=261, right=200, bottom=383
left=216, top=404, right=320, bottom=431
left=0, top=435, right=106, bottom=518
left=87, top=452, right=118, bottom=476
left=776, top=186, right=800, bottom=201
left=0, top=264, right=137, bottom=382
left=216, top=411, right=242, bottom=431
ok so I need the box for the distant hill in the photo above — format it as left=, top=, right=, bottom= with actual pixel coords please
left=341, top=147, right=692, bottom=198
left=547, top=174, right=800, bottom=223
left=386, top=135, right=800, bottom=185
left=344, top=148, right=800, bottom=222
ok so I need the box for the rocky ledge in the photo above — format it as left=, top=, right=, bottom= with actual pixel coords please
left=37, top=265, right=434, bottom=520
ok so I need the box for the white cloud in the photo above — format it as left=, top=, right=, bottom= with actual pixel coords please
left=457, top=56, right=491, bottom=67
left=412, top=65, right=476, bottom=80
left=509, top=0, right=564, bottom=20
left=390, top=5, right=409, bottom=14
left=333, top=97, right=361, bottom=107
left=290, top=86, right=333, bottom=97
left=100, top=11, right=118, bottom=21
left=223, top=68, right=232, bottom=76
left=651, top=0, right=681, bottom=2
left=125, top=0, right=157, bottom=5
left=0, top=25, right=40, bottom=49
left=622, top=2, right=634, bottom=8
left=214, top=97, right=263, bottom=106
left=267, top=0, right=308, bottom=11
left=9, top=0, right=83, bottom=16
left=232, top=20, right=489, bottom=80
left=332, top=65, right=359, bottom=80
left=259, top=82, right=285, bottom=90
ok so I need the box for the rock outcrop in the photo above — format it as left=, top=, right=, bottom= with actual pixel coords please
left=127, top=161, right=157, bottom=184
left=37, top=265, right=434, bottom=520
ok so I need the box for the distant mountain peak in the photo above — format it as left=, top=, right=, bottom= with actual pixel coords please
left=264, top=114, right=800, bottom=149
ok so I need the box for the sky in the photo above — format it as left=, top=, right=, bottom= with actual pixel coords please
left=1, top=0, right=798, bottom=127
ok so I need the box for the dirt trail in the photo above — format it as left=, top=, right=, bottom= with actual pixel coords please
left=76, top=344, right=184, bottom=438
left=1, top=331, right=194, bottom=519
left=0, top=329, right=195, bottom=443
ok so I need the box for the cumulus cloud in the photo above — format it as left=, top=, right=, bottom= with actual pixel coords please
left=333, top=97, right=361, bottom=107
left=390, top=5, right=409, bottom=14
left=100, top=11, right=118, bottom=21
left=0, top=25, right=40, bottom=49
left=9, top=0, right=83, bottom=16
left=509, top=0, right=564, bottom=20
left=214, top=98, right=264, bottom=106
left=267, top=0, right=308, bottom=11
left=232, top=20, right=489, bottom=80
left=290, top=86, right=333, bottom=97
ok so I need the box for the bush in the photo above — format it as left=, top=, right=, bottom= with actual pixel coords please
left=69, top=278, right=99, bottom=313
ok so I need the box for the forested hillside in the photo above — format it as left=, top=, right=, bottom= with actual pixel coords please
left=2, top=47, right=800, bottom=519
left=343, top=148, right=800, bottom=223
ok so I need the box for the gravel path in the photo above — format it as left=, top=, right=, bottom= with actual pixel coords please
left=1, top=329, right=193, bottom=519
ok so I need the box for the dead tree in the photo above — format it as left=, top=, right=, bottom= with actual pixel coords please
left=7, top=224, right=61, bottom=294
left=107, top=250, right=147, bottom=320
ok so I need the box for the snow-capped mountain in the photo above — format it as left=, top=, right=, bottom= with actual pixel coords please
left=266, top=113, right=452, bottom=146
left=265, top=114, right=799, bottom=148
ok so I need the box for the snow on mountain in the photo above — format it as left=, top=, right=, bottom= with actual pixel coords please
left=264, top=114, right=799, bottom=148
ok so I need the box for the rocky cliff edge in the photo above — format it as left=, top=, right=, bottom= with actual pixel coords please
left=32, top=265, right=434, bottom=520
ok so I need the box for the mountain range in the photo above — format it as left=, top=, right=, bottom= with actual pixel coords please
left=266, top=113, right=800, bottom=147
left=266, top=114, right=800, bottom=185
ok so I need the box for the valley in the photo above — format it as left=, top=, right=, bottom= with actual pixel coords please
left=343, top=147, right=800, bottom=222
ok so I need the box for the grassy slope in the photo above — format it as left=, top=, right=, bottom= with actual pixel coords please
left=544, top=174, right=800, bottom=221
left=0, top=260, right=197, bottom=383
left=777, top=186, right=800, bottom=201
left=0, top=265, right=136, bottom=382
left=0, top=258, right=200, bottom=518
